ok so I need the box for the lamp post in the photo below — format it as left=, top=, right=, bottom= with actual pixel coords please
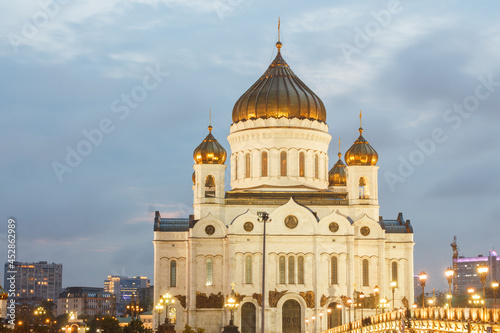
left=155, top=303, right=164, bottom=332
left=492, top=281, right=499, bottom=308
left=373, top=286, right=379, bottom=315
left=347, top=298, right=353, bottom=324
left=305, top=318, right=309, bottom=333
left=380, top=297, right=388, bottom=313
left=445, top=267, right=454, bottom=307
left=418, top=272, right=427, bottom=308
left=327, top=308, right=332, bottom=329
left=390, top=281, right=397, bottom=311
left=311, top=315, right=315, bottom=333
left=319, top=312, right=323, bottom=332
left=359, top=293, right=365, bottom=320
left=158, top=292, right=175, bottom=333
left=257, top=211, right=271, bottom=333
left=223, top=284, right=240, bottom=333
left=478, top=265, right=489, bottom=306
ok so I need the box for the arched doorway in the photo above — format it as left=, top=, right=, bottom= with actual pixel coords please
left=327, top=302, right=342, bottom=329
left=282, top=299, right=301, bottom=333
left=241, top=302, right=256, bottom=333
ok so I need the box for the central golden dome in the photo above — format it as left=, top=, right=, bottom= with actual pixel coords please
left=232, top=42, right=326, bottom=124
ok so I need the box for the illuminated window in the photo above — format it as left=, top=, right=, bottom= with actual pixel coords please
left=392, top=262, right=398, bottom=283
left=245, top=256, right=252, bottom=284
left=245, top=153, right=251, bottom=178
left=206, top=258, right=213, bottom=286
left=315, top=154, right=319, bottom=179
left=279, top=256, right=286, bottom=284
left=261, top=151, right=268, bottom=177
left=280, top=151, right=287, bottom=176
left=299, top=152, right=305, bottom=177
left=359, top=177, right=369, bottom=199
left=331, top=257, right=338, bottom=285
left=288, top=257, right=295, bottom=284
left=296, top=257, right=303, bottom=285
left=205, top=175, right=215, bottom=198
left=170, top=261, right=177, bottom=287
left=169, top=307, right=177, bottom=324
left=362, top=259, right=369, bottom=286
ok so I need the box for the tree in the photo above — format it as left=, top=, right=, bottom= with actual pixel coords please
left=123, top=319, right=147, bottom=333
left=100, top=316, right=122, bottom=333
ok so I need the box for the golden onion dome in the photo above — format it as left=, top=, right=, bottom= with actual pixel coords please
left=0, top=284, right=7, bottom=299
left=345, top=127, right=378, bottom=166
left=232, top=41, right=326, bottom=124
left=193, top=125, right=227, bottom=164
left=329, top=149, right=347, bottom=186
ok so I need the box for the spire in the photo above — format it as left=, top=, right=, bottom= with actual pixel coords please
left=276, top=17, right=282, bottom=51
left=359, top=110, right=363, bottom=134
left=208, top=108, right=212, bottom=133
left=338, top=137, right=342, bottom=159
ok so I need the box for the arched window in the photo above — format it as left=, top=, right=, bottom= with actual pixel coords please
left=245, top=256, right=252, bottom=284
left=392, top=262, right=398, bottom=283
left=206, top=258, right=213, bottom=286
left=359, top=177, right=370, bottom=199
left=298, top=256, right=304, bottom=284
left=235, top=155, right=238, bottom=180
left=205, top=175, right=215, bottom=198
left=279, top=256, right=286, bottom=284
left=170, top=260, right=177, bottom=287
left=245, top=153, right=251, bottom=178
left=288, top=257, right=295, bottom=284
left=331, top=257, right=338, bottom=285
left=299, top=152, right=305, bottom=177
left=362, top=259, right=369, bottom=286
left=280, top=151, right=287, bottom=176
left=314, top=154, right=319, bottom=179
left=169, top=307, right=177, bottom=324
left=261, top=151, right=268, bottom=177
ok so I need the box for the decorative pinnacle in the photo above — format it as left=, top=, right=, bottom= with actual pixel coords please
left=208, top=108, right=213, bottom=133
left=359, top=110, right=363, bottom=134
left=338, top=137, right=342, bottom=159
left=276, top=17, right=282, bottom=51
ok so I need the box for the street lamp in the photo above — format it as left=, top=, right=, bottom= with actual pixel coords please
left=327, top=308, right=332, bottom=329
left=319, top=312, right=323, bottom=332
left=478, top=265, right=489, bottom=305
left=390, top=281, right=397, bottom=311
left=492, top=281, right=499, bottom=308
left=311, top=315, right=315, bottom=333
left=224, top=284, right=240, bottom=332
left=347, top=298, right=353, bottom=324
left=380, top=298, right=388, bottom=313
left=359, top=293, right=365, bottom=319
left=155, top=303, right=164, bottom=332
left=418, top=272, right=427, bottom=308
left=445, top=267, right=454, bottom=306
left=305, top=318, right=309, bottom=333
left=257, top=211, right=271, bottom=333
left=373, top=285, right=379, bottom=315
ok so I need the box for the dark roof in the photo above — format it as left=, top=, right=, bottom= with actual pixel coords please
left=379, top=212, right=413, bottom=234
left=59, top=287, right=113, bottom=298
left=154, top=211, right=190, bottom=232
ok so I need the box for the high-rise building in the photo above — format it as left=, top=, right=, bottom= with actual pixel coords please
left=452, top=249, right=500, bottom=294
left=153, top=35, right=415, bottom=333
left=3, top=261, right=62, bottom=303
left=57, top=287, right=116, bottom=317
left=104, top=275, right=149, bottom=315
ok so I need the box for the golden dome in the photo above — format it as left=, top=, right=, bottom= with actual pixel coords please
left=345, top=127, right=378, bottom=166
left=193, top=125, right=227, bottom=164
left=232, top=41, right=326, bottom=124
left=329, top=152, right=347, bottom=186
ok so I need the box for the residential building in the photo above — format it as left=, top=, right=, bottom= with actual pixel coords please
left=57, top=287, right=115, bottom=317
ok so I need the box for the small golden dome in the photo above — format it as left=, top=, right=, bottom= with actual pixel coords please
left=193, top=125, right=227, bottom=164
left=232, top=42, right=326, bottom=124
left=0, top=285, right=7, bottom=299
left=329, top=152, right=347, bottom=186
left=345, top=127, right=378, bottom=166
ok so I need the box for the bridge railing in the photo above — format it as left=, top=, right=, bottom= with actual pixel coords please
left=323, top=307, right=500, bottom=333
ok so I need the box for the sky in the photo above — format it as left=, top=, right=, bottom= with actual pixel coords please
left=1, top=1, right=499, bottom=293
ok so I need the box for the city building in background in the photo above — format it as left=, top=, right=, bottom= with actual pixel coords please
left=57, top=287, right=115, bottom=317
left=3, top=261, right=62, bottom=304
left=153, top=36, right=415, bottom=333
left=451, top=237, right=500, bottom=294
left=104, top=275, right=149, bottom=315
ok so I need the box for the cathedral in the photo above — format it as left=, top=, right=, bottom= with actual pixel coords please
left=153, top=36, right=414, bottom=333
